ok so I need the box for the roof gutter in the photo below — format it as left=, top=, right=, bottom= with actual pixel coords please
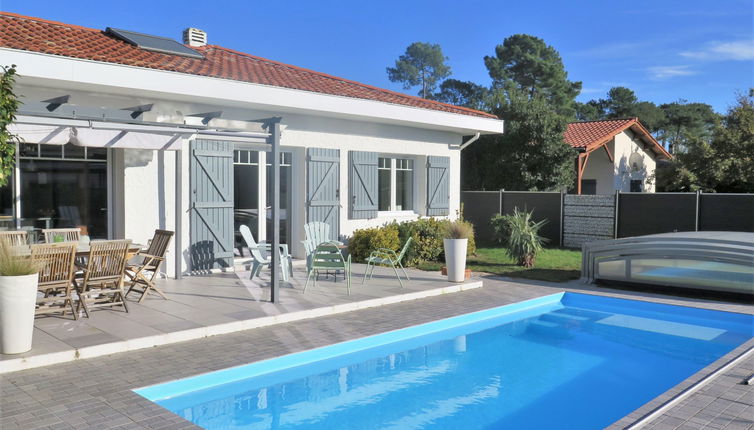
left=459, top=132, right=481, bottom=151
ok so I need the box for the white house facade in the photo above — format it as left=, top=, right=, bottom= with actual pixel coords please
left=564, top=119, right=671, bottom=195
left=0, top=13, right=503, bottom=277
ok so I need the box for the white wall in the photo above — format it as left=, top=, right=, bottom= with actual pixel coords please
left=278, top=113, right=462, bottom=258
left=613, top=130, right=657, bottom=192
left=580, top=131, right=659, bottom=194
left=581, top=139, right=616, bottom=195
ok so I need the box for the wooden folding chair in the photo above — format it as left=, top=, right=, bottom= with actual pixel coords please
left=43, top=228, right=81, bottom=243
left=125, top=230, right=174, bottom=303
left=0, top=230, right=28, bottom=246
left=32, top=242, right=78, bottom=319
left=75, top=240, right=131, bottom=318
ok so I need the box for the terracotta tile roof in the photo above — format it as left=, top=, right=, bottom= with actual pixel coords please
left=564, top=118, right=671, bottom=159
left=0, top=12, right=496, bottom=119
left=564, top=118, right=637, bottom=148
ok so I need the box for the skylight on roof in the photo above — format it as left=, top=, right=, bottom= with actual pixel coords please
left=105, top=27, right=203, bottom=59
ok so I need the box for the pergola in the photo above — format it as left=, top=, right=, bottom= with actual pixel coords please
left=10, top=99, right=286, bottom=302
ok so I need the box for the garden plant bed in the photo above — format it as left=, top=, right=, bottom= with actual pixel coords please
left=419, top=247, right=581, bottom=282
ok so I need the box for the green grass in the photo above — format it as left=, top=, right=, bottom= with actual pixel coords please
left=416, top=247, right=582, bottom=283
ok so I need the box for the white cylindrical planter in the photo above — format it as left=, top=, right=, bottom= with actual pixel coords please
left=0, top=274, right=38, bottom=354
left=443, top=238, right=468, bottom=283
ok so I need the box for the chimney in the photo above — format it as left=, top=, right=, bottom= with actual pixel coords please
left=183, top=28, right=207, bottom=47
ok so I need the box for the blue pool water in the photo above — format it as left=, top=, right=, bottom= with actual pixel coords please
left=136, top=293, right=753, bottom=430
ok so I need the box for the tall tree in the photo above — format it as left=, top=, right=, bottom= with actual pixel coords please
left=657, top=101, right=719, bottom=154
left=387, top=42, right=451, bottom=99
left=484, top=34, right=582, bottom=117
left=432, top=79, right=489, bottom=111
left=463, top=88, right=576, bottom=191
left=656, top=90, right=753, bottom=192
left=603, top=87, right=638, bottom=118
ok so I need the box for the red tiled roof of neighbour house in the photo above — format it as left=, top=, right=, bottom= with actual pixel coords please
left=565, top=118, right=672, bottom=159
left=0, top=12, right=497, bottom=120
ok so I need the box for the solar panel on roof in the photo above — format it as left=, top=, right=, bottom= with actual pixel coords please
left=105, top=27, right=203, bottom=59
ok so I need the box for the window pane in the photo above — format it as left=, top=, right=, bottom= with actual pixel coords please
left=0, top=172, right=14, bottom=229
left=39, top=144, right=62, bottom=158
left=234, top=164, right=259, bottom=250
left=20, top=159, right=108, bottom=238
left=378, top=169, right=391, bottom=211
left=63, top=143, right=85, bottom=159
left=266, top=157, right=292, bottom=244
left=87, top=147, right=108, bottom=160
left=19, top=143, right=38, bottom=157
left=396, top=169, right=413, bottom=211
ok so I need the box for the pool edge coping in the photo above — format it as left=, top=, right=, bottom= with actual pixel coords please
left=0, top=280, right=483, bottom=375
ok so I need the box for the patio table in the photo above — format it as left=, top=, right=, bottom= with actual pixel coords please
left=11, top=243, right=144, bottom=258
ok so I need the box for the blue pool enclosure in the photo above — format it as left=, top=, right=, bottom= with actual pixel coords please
left=581, top=231, right=754, bottom=296
left=135, top=293, right=753, bottom=430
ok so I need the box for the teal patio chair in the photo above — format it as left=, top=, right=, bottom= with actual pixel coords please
left=363, top=236, right=413, bottom=288
left=304, top=242, right=351, bottom=295
left=239, top=225, right=292, bottom=282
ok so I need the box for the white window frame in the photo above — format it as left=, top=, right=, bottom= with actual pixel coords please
left=378, top=155, right=415, bottom=214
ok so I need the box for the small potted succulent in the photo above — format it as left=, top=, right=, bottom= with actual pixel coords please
left=0, top=241, right=39, bottom=354
left=443, top=220, right=474, bottom=282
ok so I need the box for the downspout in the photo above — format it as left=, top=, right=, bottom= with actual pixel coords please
left=459, top=132, right=481, bottom=151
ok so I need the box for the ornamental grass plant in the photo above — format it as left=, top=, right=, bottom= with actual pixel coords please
left=491, top=208, right=548, bottom=268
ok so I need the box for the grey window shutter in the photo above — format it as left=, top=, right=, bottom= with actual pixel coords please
left=349, top=151, right=378, bottom=219
left=426, top=155, right=450, bottom=216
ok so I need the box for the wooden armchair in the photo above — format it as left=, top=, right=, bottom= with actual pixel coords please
left=43, top=228, right=81, bottom=243
left=0, top=230, right=28, bottom=246
left=75, top=240, right=131, bottom=318
left=31, top=242, right=78, bottom=319
left=125, top=230, right=174, bottom=303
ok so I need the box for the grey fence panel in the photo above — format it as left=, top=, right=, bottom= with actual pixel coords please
left=699, top=194, right=754, bottom=232
left=502, top=192, right=562, bottom=245
left=461, top=191, right=500, bottom=245
left=618, top=193, right=696, bottom=237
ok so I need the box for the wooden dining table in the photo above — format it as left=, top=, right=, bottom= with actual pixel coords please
left=12, top=242, right=145, bottom=258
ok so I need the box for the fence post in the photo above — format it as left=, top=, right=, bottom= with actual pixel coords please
left=560, top=189, right=565, bottom=247
left=695, top=190, right=701, bottom=231
left=614, top=190, right=620, bottom=239
left=499, top=189, right=504, bottom=215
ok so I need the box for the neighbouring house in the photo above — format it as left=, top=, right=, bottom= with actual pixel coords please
left=564, top=118, right=671, bottom=195
left=0, top=12, right=503, bottom=277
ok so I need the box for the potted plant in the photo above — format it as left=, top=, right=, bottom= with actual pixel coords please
left=0, top=241, right=39, bottom=354
left=443, top=220, right=474, bottom=282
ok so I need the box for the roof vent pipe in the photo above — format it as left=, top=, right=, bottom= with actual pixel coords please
left=183, top=28, right=207, bottom=47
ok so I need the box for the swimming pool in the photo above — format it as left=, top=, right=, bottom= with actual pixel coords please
left=135, top=293, right=753, bottom=430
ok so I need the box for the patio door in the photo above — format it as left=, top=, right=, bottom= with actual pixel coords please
left=307, top=148, right=340, bottom=241
left=190, top=139, right=234, bottom=272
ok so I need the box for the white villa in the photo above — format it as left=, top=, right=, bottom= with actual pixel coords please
left=564, top=118, right=671, bottom=195
left=0, top=12, right=504, bottom=277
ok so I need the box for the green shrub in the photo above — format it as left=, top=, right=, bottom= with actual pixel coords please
left=397, top=218, right=445, bottom=266
left=491, top=208, right=548, bottom=268
left=348, top=224, right=400, bottom=263
left=349, top=217, right=476, bottom=267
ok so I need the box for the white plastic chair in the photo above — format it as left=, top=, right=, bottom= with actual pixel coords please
left=239, top=225, right=292, bottom=282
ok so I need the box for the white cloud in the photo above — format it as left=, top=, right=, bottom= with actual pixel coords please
left=646, top=65, right=697, bottom=79
left=680, top=40, right=754, bottom=61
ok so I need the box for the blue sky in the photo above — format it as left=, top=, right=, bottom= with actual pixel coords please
left=3, top=0, right=752, bottom=113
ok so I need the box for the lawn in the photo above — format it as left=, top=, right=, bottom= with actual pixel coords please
left=417, top=247, right=582, bottom=282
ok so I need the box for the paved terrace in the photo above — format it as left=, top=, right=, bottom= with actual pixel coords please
left=0, top=267, right=752, bottom=430
left=1, top=262, right=482, bottom=373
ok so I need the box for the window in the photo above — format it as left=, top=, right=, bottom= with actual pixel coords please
left=581, top=179, right=597, bottom=195
left=265, top=152, right=292, bottom=244
left=5, top=143, right=110, bottom=238
left=630, top=180, right=643, bottom=192
left=233, top=150, right=260, bottom=240
left=378, top=157, right=414, bottom=212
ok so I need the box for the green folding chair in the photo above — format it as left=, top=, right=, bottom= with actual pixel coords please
left=363, top=236, right=412, bottom=288
left=304, top=242, right=351, bottom=295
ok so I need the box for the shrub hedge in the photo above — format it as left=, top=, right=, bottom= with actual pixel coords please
left=348, top=218, right=476, bottom=266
